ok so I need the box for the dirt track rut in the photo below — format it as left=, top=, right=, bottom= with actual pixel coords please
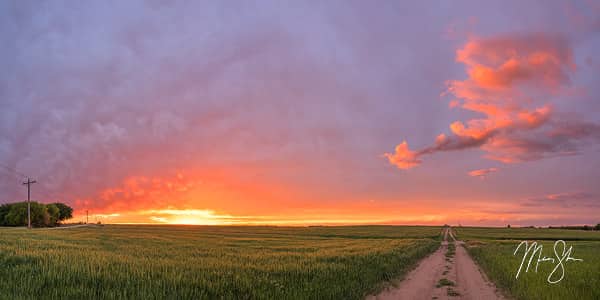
left=367, top=227, right=504, bottom=300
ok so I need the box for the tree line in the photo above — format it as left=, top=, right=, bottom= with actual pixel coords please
left=548, top=224, right=600, bottom=231
left=0, top=202, right=73, bottom=227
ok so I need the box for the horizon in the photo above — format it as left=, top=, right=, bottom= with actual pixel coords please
left=1, top=1, right=600, bottom=227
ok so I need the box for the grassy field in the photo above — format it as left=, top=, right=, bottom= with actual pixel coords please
left=455, top=227, right=600, bottom=300
left=0, top=225, right=441, bottom=299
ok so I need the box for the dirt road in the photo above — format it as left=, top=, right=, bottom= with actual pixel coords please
left=43, top=224, right=101, bottom=230
left=367, top=227, right=504, bottom=300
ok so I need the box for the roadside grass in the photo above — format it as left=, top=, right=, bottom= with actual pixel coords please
left=453, top=226, right=600, bottom=241
left=0, top=225, right=440, bottom=299
left=445, top=243, right=455, bottom=259
left=457, top=227, right=600, bottom=300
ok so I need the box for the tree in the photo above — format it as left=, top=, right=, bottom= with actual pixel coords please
left=29, top=202, right=48, bottom=227
left=4, top=202, right=28, bottom=226
left=0, top=202, right=73, bottom=227
left=46, top=204, right=60, bottom=226
left=0, top=203, right=11, bottom=226
left=51, top=202, right=73, bottom=222
left=596, top=224, right=600, bottom=231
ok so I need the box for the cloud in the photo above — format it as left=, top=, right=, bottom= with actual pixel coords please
left=383, top=141, right=420, bottom=169
left=1, top=2, right=599, bottom=227
left=387, top=32, right=600, bottom=169
left=72, top=173, right=202, bottom=213
left=0, top=2, right=384, bottom=210
left=468, top=167, right=498, bottom=178
left=455, top=33, right=574, bottom=89
left=521, top=191, right=598, bottom=208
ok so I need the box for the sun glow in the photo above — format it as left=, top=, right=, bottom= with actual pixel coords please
left=168, top=217, right=220, bottom=225
left=142, top=209, right=236, bottom=225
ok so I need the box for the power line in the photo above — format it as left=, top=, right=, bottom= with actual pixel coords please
left=0, top=162, right=27, bottom=178
left=0, top=164, right=89, bottom=224
left=0, top=163, right=80, bottom=203
left=0, top=167, right=26, bottom=183
left=35, top=183, right=81, bottom=203
left=0, top=172, right=25, bottom=186
left=2, top=168, right=79, bottom=203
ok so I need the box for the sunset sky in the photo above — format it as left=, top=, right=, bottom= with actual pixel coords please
left=1, top=1, right=599, bottom=226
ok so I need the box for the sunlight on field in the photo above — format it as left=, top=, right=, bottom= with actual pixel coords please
left=0, top=225, right=441, bottom=299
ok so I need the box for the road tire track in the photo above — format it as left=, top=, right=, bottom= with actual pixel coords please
left=368, top=227, right=505, bottom=300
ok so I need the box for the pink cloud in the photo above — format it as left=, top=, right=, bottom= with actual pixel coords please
left=468, top=167, right=498, bottom=178
left=387, top=32, right=600, bottom=169
left=383, top=141, right=420, bottom=169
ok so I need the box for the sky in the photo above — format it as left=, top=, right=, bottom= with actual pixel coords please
left=1, top=1, right=599, bottom=226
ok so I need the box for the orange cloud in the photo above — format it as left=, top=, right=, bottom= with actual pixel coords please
left=456, top=34, right=574, bottom=90
left=468, top=167, right=498, bottom=178
left=384, top=141, right=421, bottom=169
left=387, top=32, right=600, bottom=169
left=73, top=173, right=202, bottom=213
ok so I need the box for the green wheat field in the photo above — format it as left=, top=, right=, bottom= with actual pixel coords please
left=0, top=225, right=440, bottom=299
left=455, top=227, right=600, bottom=300
left=1, top=225, right=598, bottom=299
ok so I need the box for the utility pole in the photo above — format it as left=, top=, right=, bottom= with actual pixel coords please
left=86, top=210, right=89, bottom=224
left=22, top=178, right=36, bottom=229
